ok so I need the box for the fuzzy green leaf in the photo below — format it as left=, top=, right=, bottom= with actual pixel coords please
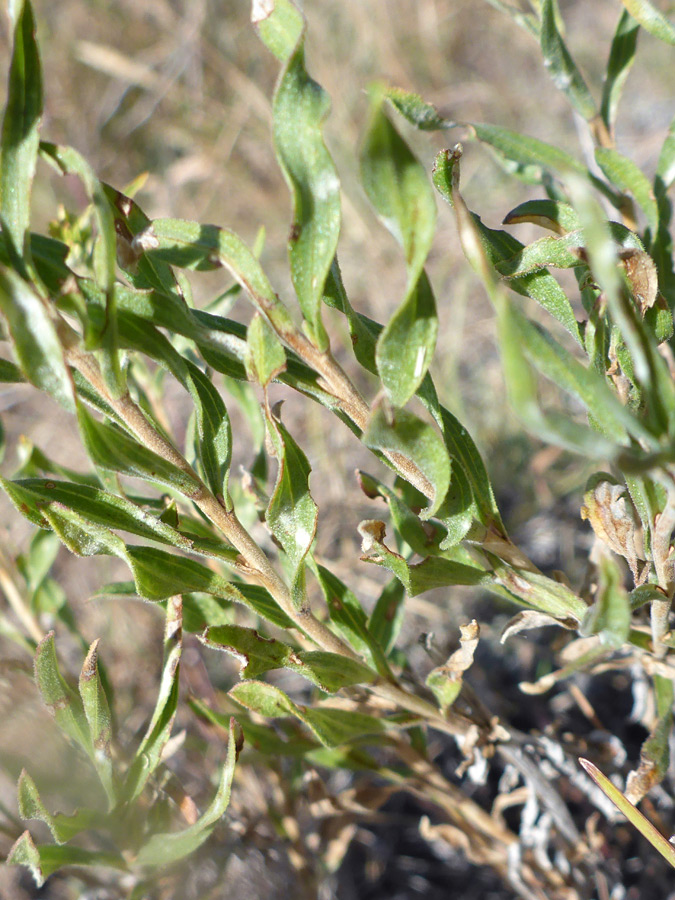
left=621, top=0, right=675, bottom=45
left=246, top=313, right=287, bottom=386
left=202, top=624, right=377, bottom=692
left=34, top=632, right=91, bottom=754
left=134, top=716, right=240, bottom=868
left=123, top=597, right=182, bottom=803
left=16, top=771, right=98, bottom=844
left=361, top=88, right=437, bottom=404
left=265, top=409, right=317, bottom=607
left=376, top=269, right=438, bottom=407
left=595, top=147, right=659, bottom=232
left=358, top=520, right=489, bottom=597
left=363, top=406, right=450, bottom=520
left=77, top=404, right=201, bottom=498
left=230, top=680, right=386, bottom=748
left=386, top=87, right=451, bottom=130
left=540, top=0, right=596, bottom=119
left=601, top=10, right=640, bottom=132
left=494, top=230, right=586, bottom=277
left=0, top=0, right=42, bottom=262
left=470, top=122, right=586, bottom=180
left=252, top=0, right=303, bottom=61
left=417, top=378, right=504, bottom=532
left=0, top=269, right=75, bottom=410
left=368, top=578, right=406, bottom=656
left=312, top=563, right=392, bottom=676
left=141, top=219, right=296, bottom=338
left=256, top=3, right=340, bottom=350
left=580, top=556, right=631, bottom=647
left=503, top=199, right=582, bottom=234
left=7, top=831, right=126, bottom=887
left=184, top=361, right=232, bottom=502
left=78, top=640, right=115, bottom=806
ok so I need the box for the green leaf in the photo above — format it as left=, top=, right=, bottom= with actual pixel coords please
left=494, top=230, right=586, bottom=277
left=469, top=122, right=587, bottom=181
left=252, top=0, right=303, bottom=61
left=595, top=147, right=659, bottom=232
left=140, top=219, right=296, bottom=339
left=256, top=3, right=340, bottom=350
left=417, top=378, right=504, bottom=532
left=621, top=0, right=675, bottom=45
left=434, top=147, right=653, bottom=457
left=567, top=174, right=675, bottom=434
left=230, top=680, right=385, bottom=748
left=124, top=596, right=182, bottom=803
left=358, top=520, right=489, bottom=597
left=134, top=717, right=241, bottom=868
left=503, top=199, right=582, bottom=234
left=0, top=476, right=198, bottom=552
left=7, top=831, right=126, bottom=887
left=202, top=624, right=377, bottom=692
left=17, top=771, right=99, bottom=844
left=78, top=640, right=115, bottom=806
left=312, top=562, right=392, bottom=677
left=184, top=361, right=232, bottom=503
left=246, top=313, right=287, bottom=386
left=77, top=404, right=202, bottom=498
left=265, top=408, right=317, bottom=607
left=540, top=0, right=596, bottom=119
left=34, top=631, right=91, bottom=754
left=601, top=10, right=640, bottom=132
left=40, top=143, right=122, bottom=395
left=368, top=578, right=406, bottom=656
left=363, top=406, right=450, bottom=521
left=385, top=87, right=451, bottom=130
left=357, top=469, right=440, bottom=556
left=376, top=269, right=438, bottom=407
left=438, top=183, right=582, bottom=343
left=0, top=268, right=75, bottom=411
left=579, top=758, right=675, bottom=869
left=361, top=88, right=438, bottom=404
left=40, top=143, right=116, bottom=293
left=580, top=556, right=631, bottom=648
left=483, top=0, right=539, bottom=36
left=0, top=0, right=42, bottom=263
left=656, top=115, right=675, bottom=191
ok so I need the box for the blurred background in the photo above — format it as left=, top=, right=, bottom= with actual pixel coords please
left=0, top=1, right=674, bottom=897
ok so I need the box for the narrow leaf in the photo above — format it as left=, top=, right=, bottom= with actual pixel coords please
left=124, top=596, right=182, bottom=803
left=595, top=147, right=659, bottom=232
left=265, top=408, right=317, bottom=607
left=0, top=269, right=75, bottom=411
left=34, top=632, right=91, bottom=754
left=579, top=758, right=675, bottom=868
left=361, top=87, right=438, bottom=404
left=78, top=640, right=115, bottom=806
left=256, top=1, right=340, bottom=349
left=540, top=0, right=596, bottom=119
left=363, top=406, right=451, bottom=521
left=246, top=313, right=287, bottom=386
left=0, top=0, right=42, bottom=262
left=601, top=10, right=640, bottom=132
left=202, top=624, right=377, bottom=692
left=621, top=0, right=675, bottom=45
left=77, top=404, right=201, bottom=498
left=231, top=680, right=386, bottom=748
